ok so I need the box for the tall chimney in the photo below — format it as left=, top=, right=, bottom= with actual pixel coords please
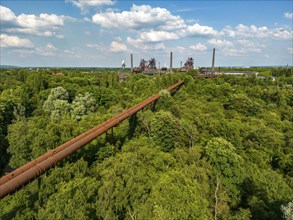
left=211, top=48, right=215, bottom=74
left=130, top=53, right=133, bottom=73
left=170, top=52, right=173, bottom=73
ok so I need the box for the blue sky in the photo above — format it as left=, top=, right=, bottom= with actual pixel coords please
left=1, top=0, right=292, bottom=67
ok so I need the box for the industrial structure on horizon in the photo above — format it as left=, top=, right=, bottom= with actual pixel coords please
left=121, top=48, right=219, bottom=76
left=132, top=58, right=157, bottom=74
left=179, top=57, right=194, bottom=72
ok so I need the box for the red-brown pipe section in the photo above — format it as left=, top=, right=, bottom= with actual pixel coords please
left=0, top=80, right=184, bottom=199
left=0, top=89, right=159, bottom=186
left=0, top=98, right=149, bottom=186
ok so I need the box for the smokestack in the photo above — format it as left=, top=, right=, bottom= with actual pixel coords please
left=130, top=53, right=133, bottom=73
left=170, top=52, right=173, bottom=73
left=180, top=61, right=182, bottom=68
left=212, top=48, right=215, bottom=74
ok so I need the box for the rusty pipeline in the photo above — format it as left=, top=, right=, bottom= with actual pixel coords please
left=0, top=80, right=184, bottom=199
left=0, top=92, right=155, bottom=186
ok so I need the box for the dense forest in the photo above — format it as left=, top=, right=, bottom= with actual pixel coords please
left=0, top=67, right=292, bottom=219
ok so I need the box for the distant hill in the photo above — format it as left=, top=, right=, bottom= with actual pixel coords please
left=0, top=65, right=21, bottom=68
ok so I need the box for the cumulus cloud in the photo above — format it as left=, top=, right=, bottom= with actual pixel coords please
left=208, top=38, right=233, bottom=47
left=0, top=34, right=34, bottom=48
left=13, top=43, right=58, bottom=56
left=186, top=18, right=199, bottom=23
left=284, top=12, right=293, bottom=19
left=35, top=43, right=58, bottom=56
left=92, top=4, right=219, bottom=44
left=237, top=39, right=257, bottom=47
left=67, top=0, right=114, bottom=14
left=86, top=43, right=103, bottom=49
left=186, top=23, right=220, bottom=37
left=127, top=37, right=166, bottom=50
left=92, top=4, right=185, bottom=30
left=136, top=31, right=180, bottom=43
left=223, top=26, right=236, bottom=37
left=271, top=27, right=292, bottom=40
left=224, top=24, right=292, bottom=40
left=1, top=4, right=16, bottom=24
left=175, top=46, right=186, bottom=54
left=0, top=5, right=68, bottom=37
left=8, top=43, right=82, bottom=58
left=235, top=24, right=269, bottom=38
left=189, top=43, right=207, bottom=51
left=223, top=47, right=262, bottom=57
left=64, top=49, right=81, bottom=58
left=110, top=40, right=127, bottom=52
left=130, top=24, right=219, bottom=44
left=91, top=4, right=291, bottom=55
left=45, top=43, right=57, bottom=50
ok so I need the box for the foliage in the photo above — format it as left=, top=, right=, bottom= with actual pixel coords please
left=272, top=67, right=293, bottom=77
left=281, top=200, right=293, bottom=220
left=224, top=94, right=261, bottom=116
left=150, top=110, right=188, bottom=151
left=205, top=138, right=245, bottom=206
left=0, top=68, right=292, bottom=219
left=71, top=92, right=97, bottom=120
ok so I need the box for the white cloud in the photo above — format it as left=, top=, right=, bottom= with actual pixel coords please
left=92, top=4, right=185, bottom=30
left=127, top=37, right=166, bottom=50
left=223, top=47, right=262, bottom=57
left=45, top=43, right=57, bottom=51
left=186, top=19, right=199, bottom=23
left=288, top=48, right=293, bottom=54
left=93, top=4, right=221, bottom=45
left=271, top=27, right=292, bottom=40
left=130, top=24, right=220, bottom=44
left=126, top=24, right=216, bottom=43
left=224, top=24, right=292, bottom=40
left=64, top=49, right=81, bottom=58
left=34, top=43, right=58, bottom=56
left=235, top=24, right=269, bottom=38
left=208, top=38, right=233, bottom=47
left=0, top=4, right=16, bottom=23
left=86, top=43, right=103, bottom=49
left=0, top=34, right=34, bottom=48
left=82, top=17, right=91, bottom=23
left=186, top=23, right=220, bottom=37
left=284, top=12, right=293, bottom=19
left=92, top=5, right=185, bottom=30
left=110, top=40, right=127, bottom=52
left=223, top=26, right=236, bottom=37
left=237, top=39, right=256, bottom=47
left=6, top=42, right=65, bottom=57
left=92, top=5, right=220, bottom=45
left=0, top=5, right=68, bottom=37
left=175, top=46, right=186, bottom=54
left=7, top=49, right=35, bottom=57
left=189, top=43, right=207, bottom=51
left=137, top=31, right=180, bottom=43
left=67, top=0, right=114, bottom=14
left=16, top=45, right=81, bottom=58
